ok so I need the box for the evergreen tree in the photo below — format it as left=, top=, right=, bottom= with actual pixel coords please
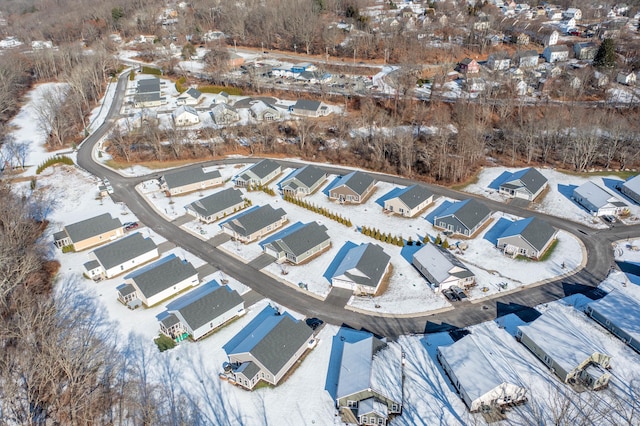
left=435, top=234, right=442, bottom=245
left=442, top=239, right=450, bottom=249
left=407, top=236, right=413, bottom=246
left=593, top=38, right=616, bottom=68
left=423, top=235, right=430, bottom=244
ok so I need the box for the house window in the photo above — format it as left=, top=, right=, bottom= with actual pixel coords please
left=347, top=400, right=358, bottom=408
left=378, top=419, right=384, bottom=425
left=543, top=355, right=551, bottom=365
left=361, top=417, right=367, bottom=424
left=391, top=403, right=399, bottom=411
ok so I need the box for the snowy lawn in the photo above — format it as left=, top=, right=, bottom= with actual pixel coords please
left=462, top=167, right=640, bottom=229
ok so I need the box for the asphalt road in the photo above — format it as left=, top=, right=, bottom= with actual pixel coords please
left=76, top=71, right=640, bottom=339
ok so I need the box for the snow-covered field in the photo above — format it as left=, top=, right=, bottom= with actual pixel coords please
left=7, top=77, right=640, bottom=426
left=462, top=166, right=640, bottom=228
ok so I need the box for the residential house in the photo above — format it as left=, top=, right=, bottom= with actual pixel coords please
left=332, top=333, right=403, bottom=425
left=279, top=164, right=327, bottom=197
left=117, top=254, right=199, bottom=308
left=413, top=243, right=476, bottom=289
left=328, top=171, right=376, bottom=204
left=159, top=281, right=245, bottom=341
left=250, top=100, right=281, bottom=121
left=438, top=333, right=528, bottom=412
left=185, top=188, right=246, bottom=223
left=212, top=91, right=230, bottom=104
left=620, top=175, right=640, bottom=204
left=543, top=45, right=569, bottom=62
left=533, top=28, right=559, bottom=46
left=487, top=53, right=512, bottom=71
left=331, top=243, right=391, bottom=296
left=563, top=8, right=582, bottom=20
left=53, top=213, right=123, bottom=252
left=383, top=184, right=434, bottom=217
left=210, top=103, right=240, bottom=125
left=160, top=167, right=223, bottom=196
left=498, top=167, right=548, bottom=201
left=516, top=50, right=539, bottom=68
left=511, top=32, right=530, bottom=46
left=221, top=204, right=288, bottom=243
left=84, top=232, right=159, bottom=280
left=176, top=87, right=203, bottom=106
left=290, top=99, right=331, bottom=117
left=134, top=77, right=166, bottom=108
left=517, top=309, right=612, bottom=390
left=616, top=71, right=636, bottom=86
left=223, top=305, right=314, bottom=390
left=458, top=58, right=480, bottom=74
left=233, top=159, right=282, bottom=187
left=172, top=105, right=200, bottom=126
left=432, top=199, right=492, bottom=237
left=572, top=181, right=627, bottom=216
left=496, top=217, right=557, bottom=259
left=586, top=290, right=640, bottom=354
left=263, top=222, right=331, bottom=264
left=546, top=9, right=563, bottom=20
left=574, top=42, right=598, bottom=60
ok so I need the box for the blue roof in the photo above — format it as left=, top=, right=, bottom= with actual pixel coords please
left=223, top=305, right=280, bottom=354
left=424, top=200, right=453, bottom=223
left=124, top=253, right=177, bottom=280
left=375, top=186, right=404, bottom=208
left=322, top=176, right=343, bottom=196
left=323, top=241, right=358, bottom=283
left=325, top=328, right=375, bottom=400
left=498, top=217, right=535, bottom=239
left=483, top=217, right=514, bottom=245
left=488, top=171, right=514, bottom=190
left=164, top=280, right=221, bottom=311
left=277, top=168, right=303, bottom=189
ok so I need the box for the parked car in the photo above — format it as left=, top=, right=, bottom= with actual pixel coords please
left=124, top=222, right=139, bottom=231
left=103, top=179, right=114, bottom=194
left=305, top=317, right=324, bottom=330
left=451, top=286, right=468, bottom=300
left=442, top=288, right=458, bottom=302
left=602, top=215, right=616, bottom=224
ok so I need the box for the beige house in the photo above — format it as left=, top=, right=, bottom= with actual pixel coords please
left=185, top=188, right=246, bottom=223
left=329, top=171, right=376, bottom=204
left=221, top=204, right=287, bottom=243
left=53, top=213, right=124, bottom=252
left=383, top=184, right=434, bottom=217
left=160, top=167, right=223, bottom=196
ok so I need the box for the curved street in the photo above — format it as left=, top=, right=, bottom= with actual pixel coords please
left=76, top=71, right=640, bottom=338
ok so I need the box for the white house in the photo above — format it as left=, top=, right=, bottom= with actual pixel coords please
left=563, top=8, right=582, bottom=20
left=620, top=175, right=640, bottom=204
left=413, top=243, right=475, bottom=290
left=572, top=181, right=627, bottom=216
left=498, top=168, right=548, bottom=201
left=117, top=254, right=199, bottom=308
left=438, top=333, right=528, bottom=412
left=331, top=243, right=391, bottom=296
left=172, top=106, right=200, bottom=126
left=159, top=281, right=245, bottom=341
left=176, top=88, right=203, bottom=106
left=543, top=45, right=569, bottom=63
left=616, top=71, right=636, bottom=86
left=383, top=184, right=435, bottom=217
left=84, top=232, right=159, bottom=280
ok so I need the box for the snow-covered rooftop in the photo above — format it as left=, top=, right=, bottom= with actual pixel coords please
left=587, top=290, right=640, bottom=345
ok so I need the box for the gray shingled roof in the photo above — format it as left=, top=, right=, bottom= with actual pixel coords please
left=64, top=213, right=122, bottom=244
left=245, top=159, right=281, bottom=180
left=128, top=256, right=197, bottom=299
left=501, top=168, right=548, bottom=195
left=187, top=188, right=244, bottom=217
left=413, top=243, right=473, bottom=285
left=336, top=171, right=375, bottom=197
left=91, top=232, right=157, bottom=270
left=267, top=222, right=330, bottom=257
left=222, top=205, right=286, bottom=238
left=249, top=315, right=313, bottom=375
left=397, top=184, right=434, bottom=210
left=293, top=99, right=322, bottom=111
left=436, top=199, right=491, bottom=231
left=332, top=243, right=390, bottom=288
left=137, top=78, right=161, bottom=93
left=175, top=286, right=243, bottom=331
left=280, top=165, right=326, bottom=190
left=162, top=167, right=221, bottom=190
left=184, top=87, right=202, bottom=99
left=499, top=217, right=557, bottom=252
left=547, top=44, right=569, bottom=53
left=161, top=313, right=181, bottom=328
left=236, top=361, right=261, bottom=379
left=83, top=260, right=100, bottom=271
left=119, top=283, right=137, bottom=297
left=134, top=92, right=163, bottom=103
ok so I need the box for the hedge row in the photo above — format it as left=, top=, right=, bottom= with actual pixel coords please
left=36, top=155, right=74, bottom=175
left=283, top=194, right=352, bottom=227
left=198, top=85, right=243, bottom=96
left=141, top=66, right=162, bottom=75
left=360, top=225, right=405, bottom=246
left=175, top=76, right=187, bottom=93
left=245, top=184, right=275, bottom=196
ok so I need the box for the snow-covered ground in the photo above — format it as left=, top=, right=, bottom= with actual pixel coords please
left=462, top=166, right=640, bottom=228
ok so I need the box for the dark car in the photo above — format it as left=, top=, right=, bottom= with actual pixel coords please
left=442, top=288, right=458, bottom=302
left=451, top=286, right=468, bottom=300
left=305, top=318, right=324, bottom=330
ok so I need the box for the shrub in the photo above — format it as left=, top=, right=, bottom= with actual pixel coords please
left=198, top=85, right=243, bottom=96
left=36, top=155, right=74, bottom=174
left=175, top=76, right=187, bottom=93
left=442, top=239, right=449, bottom=249
left=61, top=245, right=74, bottom=253
left=154, top=334, right=176, bottom=352
left=141, top=66, right=162, bottom=75
left=129, top=69, right=135, bottom=80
